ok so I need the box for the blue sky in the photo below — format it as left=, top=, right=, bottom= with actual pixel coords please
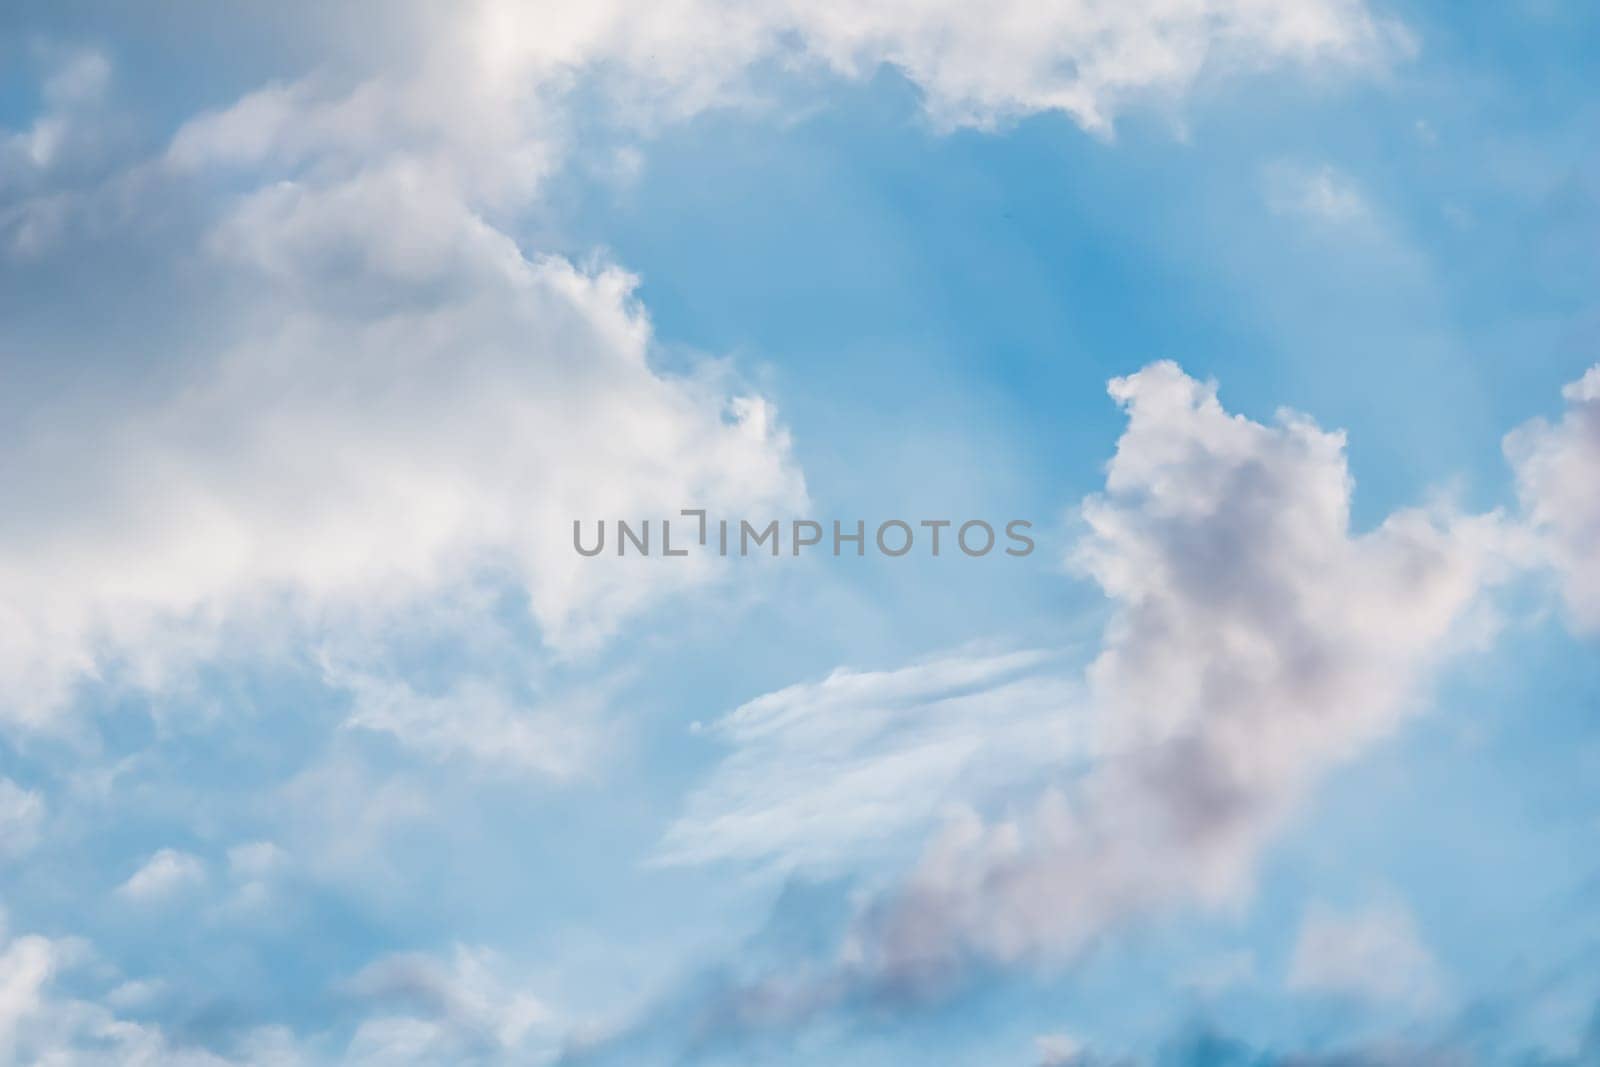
left=1, top=2, right=1598, bottom=1064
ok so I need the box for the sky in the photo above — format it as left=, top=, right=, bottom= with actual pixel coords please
left=0, top=1, right=1598, bottom=1064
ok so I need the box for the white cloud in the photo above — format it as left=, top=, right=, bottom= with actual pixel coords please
left=0, top=47, right=111, bottom=180
left=0, top=880, right=568, bottom=1066
left=226, top=840, right=289, bottom=882
left=0, top=779, right=44, bottom=857
left=656, top=649, right=1080, bottom=875
left=0, top=47, right=122, bottom=258
left=216, top=840, right=293, bottom=917
left=0, top=0, right=1406, bottom=740
left=0, top=926, right=196, bottom=1065
left=1288, top=900, right=1445, bottom=1011
left=342, top=945, right=557, bottom=1064
left=105, top=978, right=167, bottom=1012
left=632, top=364, right=1508, bottom=1030
left=115, top=849, right=207, bottom=903
left=168, top=0, right=1408, bottom=169
left=1035, top=1031, right=1086, bottom=1066
left=0, top=185, right=804, bottom=730
left=833, top=362, right=1504, bottom=985
left=1267, top=161, right=1373, bottom=225
left=334, top=666, right=614, bottom=781
left=272, top=749, right=436, bottom=886
left=0, top=921, right=546, bottom=1067
left=40, top=48, right=112, bottom=109
left=1505, top=364, right=1600, bottom=632
left=3, top=15, right=813, bottom=739
left=0, top=932, right=56, bottom=1063
left=0, top=904, right=470, bottom=1065
left=545, top=358, right=1599, bottom=1054
left=777, top=0, right=1410, bottom=133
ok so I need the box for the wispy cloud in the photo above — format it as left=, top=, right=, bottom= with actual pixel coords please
left=1288, top=899, right=1446, bottom=1012
left=115, top=848, right=207, bottom=904
left=656, top=648, right=1080, bottom=875
left=1266, top=161, right=1374, bottom=226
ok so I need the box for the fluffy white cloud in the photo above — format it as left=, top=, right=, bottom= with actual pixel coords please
left=819, top=362, right=1506, bottom=985
left=633, top=364, right=1506, bottom=1035
left=168, top=0, right=1408, bottom=175
left=0, top=0, right=1406, bottom=740
left=1505, top=364, right=1600, bottom=632
left=4, top=5, right=821, bottom=744
left=115, top=849, right=207, bottom=903
left=656, top=649, right=1080, bottom=874
left=0, top=916, right=570, bottom=1066
left=0, top=226, right=801, bottom=724
left=651, top=356, right=1597, bottom=1006
left=0, top=931, right=56, bottom=1063
left=1, top=82, right=803, bottom=736
left=0, top=921, right=249, bottom=1066
left=1288, top=900, right=1445, bottom=1011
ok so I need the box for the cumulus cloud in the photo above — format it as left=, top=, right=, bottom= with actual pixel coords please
left=0, top=922, right=245, bottom=1066
left=0, top=931, right=56, bottom=1062
left=0, top=227, right=802, bottom=727
left=634, top=362, right=1505, bottom=1035
left=3, top=880, right=569, bottom=1065
left=1288, top=900, right=1445, bottom=1011
left=115, top=848, right=207, bottom=903
left=0, top=6, right=804, bottom=746
left=0, top=0, right=1408, bottom=743
left=839, top=363, right=1502, bottom=986
left=655, top=649, right=1080, bottom=874
left=0, top=55, right=804, bottom=737
left=1505, top=364, right=1600, bottom=632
